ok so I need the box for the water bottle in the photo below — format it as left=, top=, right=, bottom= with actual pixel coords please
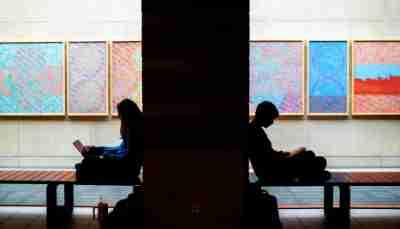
left=97, top=196, right=108, bottom=223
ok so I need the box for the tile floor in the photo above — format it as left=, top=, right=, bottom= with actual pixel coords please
left=1, top=207, right=400, bottom=229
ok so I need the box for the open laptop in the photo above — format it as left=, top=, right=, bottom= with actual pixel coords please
left=73, top=140, right=85, bottom=155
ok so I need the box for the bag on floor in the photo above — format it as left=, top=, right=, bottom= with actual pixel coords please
left=101, top=187, right=144, bottom=229
left=243, top=183, right=282, bottom=229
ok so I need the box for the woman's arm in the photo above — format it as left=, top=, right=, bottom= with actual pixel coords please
left=98, top=140, right=127, bottom=159
left=82, top=139, right=127, bottom=159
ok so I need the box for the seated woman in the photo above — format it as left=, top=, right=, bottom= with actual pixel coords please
left=75, top=99, right=144, bottom=184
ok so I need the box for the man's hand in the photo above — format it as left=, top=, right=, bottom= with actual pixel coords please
left=286, top=147, right=306, bottom=158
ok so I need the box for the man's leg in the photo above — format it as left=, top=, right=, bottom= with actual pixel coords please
left=289, top=151, right=328, bottom=180
left=284, top=152, right=314, bottom=180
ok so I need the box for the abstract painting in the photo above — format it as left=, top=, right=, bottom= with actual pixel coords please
left=68, top=41, right=108, bottom=115
left=0, top=42, right=64, bottom=115
left=308, top=41, right=348, bottom=115
left=353, top=41, right=400, bottom=115
left=250, top=41, right=304, bottom=115
left=111, top=41, right=142, bottom=115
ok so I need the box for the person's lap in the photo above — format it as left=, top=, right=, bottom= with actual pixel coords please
left=262, top=151, right=328, bottom=182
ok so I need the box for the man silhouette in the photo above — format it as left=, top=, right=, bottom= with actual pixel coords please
left=249, top=101, right=329, bottom=183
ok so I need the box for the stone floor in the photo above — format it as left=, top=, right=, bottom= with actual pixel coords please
left=1, top=207, right=400, bottom=229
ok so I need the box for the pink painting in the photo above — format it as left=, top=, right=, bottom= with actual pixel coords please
left=250, top=41, right=304, bottom=115
left=353, top=42, right=400, bottom=114
left=111, top=41, right=142, bottom=115
left=68, top=42, right=108, bottom=115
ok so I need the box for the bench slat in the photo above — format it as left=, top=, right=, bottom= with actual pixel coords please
left=344, top=172, right=400, bottom=184
left=44, top=171, right=66, bottom=181
left=37, top=171, right=55, bottom=181
left=0, top=171, right=20, bottom=180
left=2, top=170, right=400, bottom=185
left=260, top=172, right=400, bottom=186
left=0, top=170, right=76, bottom=183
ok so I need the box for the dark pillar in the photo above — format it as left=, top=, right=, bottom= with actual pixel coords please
left=143, top=2, right=249, bottom=229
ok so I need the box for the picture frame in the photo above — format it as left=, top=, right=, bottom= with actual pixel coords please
left=66, top=41, right=109, bottom=116
left=249, top=40, right=305, bottom=117
left=351, top=40, right=400, bottom=116
left=110, top=40, right=142, bottom=116
left=307, top=40, right=350, bottom=116
left=0, top=41, right=66, bottom=116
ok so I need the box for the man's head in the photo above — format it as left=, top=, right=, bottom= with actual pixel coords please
left=255, top=101, right=279, bottom=128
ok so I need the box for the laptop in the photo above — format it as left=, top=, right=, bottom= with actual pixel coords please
left=73, top=140, right=85, bottom=155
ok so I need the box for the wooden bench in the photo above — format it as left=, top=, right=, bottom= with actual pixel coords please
left=261, top=171, right=400, bottom=226
left=0, top=169, right=138, bottom=227
left=2, top=170, right=400, bottom=227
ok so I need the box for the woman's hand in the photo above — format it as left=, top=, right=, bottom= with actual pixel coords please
left=81, top=145, right=95, bottom=157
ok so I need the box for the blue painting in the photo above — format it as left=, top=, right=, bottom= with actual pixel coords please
left=0, top=42, right=64, bottom=115
left=309, top=41, right=348, bottom=114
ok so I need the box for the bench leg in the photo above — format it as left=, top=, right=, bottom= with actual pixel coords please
left=64, top=183, right=74, bottom=218
left=324, top=185, right=351, bottom=228
left=324, top=185, right=334, bottom=217
left=339, top=184, right=351, bottom=223
left=46, top=183, right=58, bottom=227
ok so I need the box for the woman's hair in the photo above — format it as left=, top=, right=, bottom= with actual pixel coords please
left=117, top=98, right=144, bottom=176
left=117, top=99, right=143, bottom=124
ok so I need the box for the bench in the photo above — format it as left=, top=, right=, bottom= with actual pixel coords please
left=0, top=169, right=139, bottom=227
left=261, top=171, right=400, bottom=226
left=1, top=170, right=400, bottom=227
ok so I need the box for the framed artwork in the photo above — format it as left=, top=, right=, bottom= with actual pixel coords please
left=250, top=40, right=305, bottom=116
left=352, top=41, right=400, bottom=115
left=110, top=41, right=142, bottom=116
left=308, top=41, right=349, bottom=116
left=0, top=41, right=65, bottom=116
left=67, top=41, right=108, bottom=116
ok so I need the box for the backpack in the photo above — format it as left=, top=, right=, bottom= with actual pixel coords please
left=242, top=183, right=282, bottom=229
left=101, top=187, right=144, bottom=229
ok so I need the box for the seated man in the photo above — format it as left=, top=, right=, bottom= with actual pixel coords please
left=249, top=101, right=330, bottom=183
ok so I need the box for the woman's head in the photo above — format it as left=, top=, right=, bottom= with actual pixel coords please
left=117, top=99, right=142, bottom=121
left=117, top=99, right=143, bottom=139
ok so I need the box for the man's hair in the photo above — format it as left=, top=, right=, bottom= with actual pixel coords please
left=117, top=98, right=143, bottom=123
left=255, top=101, right=279, bottom=120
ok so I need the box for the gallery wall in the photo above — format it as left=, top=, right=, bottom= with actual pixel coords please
left=0, top=0, right=140, bottom=168
left=251, top=0, right=400, bottom=168
left=0, top=0, right=400, bottom=168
